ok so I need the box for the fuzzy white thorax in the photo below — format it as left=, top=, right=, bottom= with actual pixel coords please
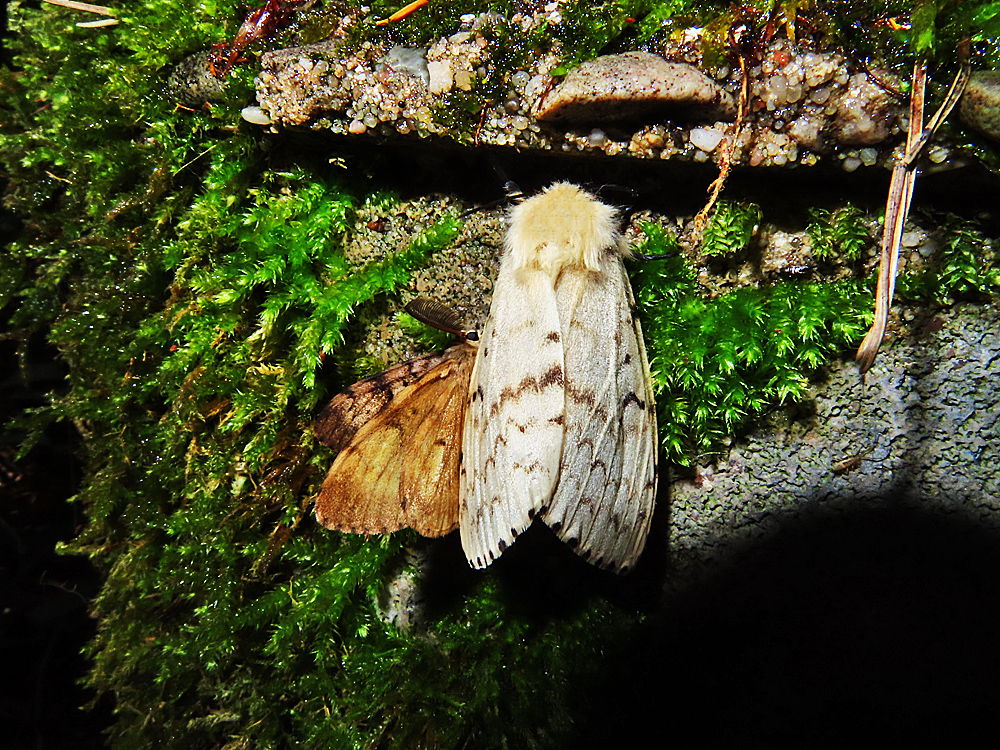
left=505, top=182, right=622, bottom=277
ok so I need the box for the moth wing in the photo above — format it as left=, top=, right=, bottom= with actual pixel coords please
left=460, top=265, right=567, bottom=568
left=399, top=344, right=476, bottom=536
left=546, top=253, right=658, bottom=572
left=314, top=350, right=449, bottom=453
left=315, top=343, right=473, bottom=537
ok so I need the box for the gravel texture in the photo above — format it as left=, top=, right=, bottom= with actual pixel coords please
left=233, top=11, right=937, bottom=172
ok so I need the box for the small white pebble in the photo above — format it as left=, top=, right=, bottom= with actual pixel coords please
left=842, top=156, right=862, bottom=172
left=427, top=60, right=453, bottom=95
left=587, top=128, right=607, bottom=146
left=240, top=106, right=272, bottom=125
left=689, top=126, right=724, bottom=152
left=348, top=119, right=367, bottom=134
left=809, top=86, right=831, bottom=104
left=928, top=145, right=948, bottom=164
left=859, top=148, right=878, bottom=166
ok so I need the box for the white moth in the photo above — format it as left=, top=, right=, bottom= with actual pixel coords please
left=459, top=182, right=658, bottom=573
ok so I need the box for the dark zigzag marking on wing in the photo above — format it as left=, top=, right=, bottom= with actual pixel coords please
left=487, top=364, right=564, bottom=418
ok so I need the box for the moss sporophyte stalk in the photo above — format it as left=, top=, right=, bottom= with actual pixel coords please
left=1, top=1, right=998, bottom=748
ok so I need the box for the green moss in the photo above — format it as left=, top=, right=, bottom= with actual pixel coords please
left=806, top=205, right=871, bottom=261
left=700, top=200, right=762, bottom=257
left=895, top=214, right=1000, bottom=303
left=632, top=224, right=871, bottom=464
left=0, top=5, right=639, bottom=749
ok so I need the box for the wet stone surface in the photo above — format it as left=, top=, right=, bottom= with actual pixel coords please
left=234, top=11, right=942, bottom=172
left=531, top=52, right=736, bottom=124
left=960, top=70, right=1000, bottom=141
left=167, top=50, right=227, bottom=108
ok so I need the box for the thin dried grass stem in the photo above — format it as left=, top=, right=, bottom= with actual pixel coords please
left=42, top=0, right=115, bottom=16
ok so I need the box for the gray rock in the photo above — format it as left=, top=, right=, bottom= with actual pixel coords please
left=166, top=50, right=227, bottom=108
left=379, top=46, right=430, bottom=87
left=532, top=52, right=736, bottom=125
left=668, top=303, right=1000, bottom=582
left=960, top=70, right=1000, bottom=141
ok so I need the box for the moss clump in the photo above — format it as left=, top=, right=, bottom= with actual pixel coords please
left=700, top=200, right=762, bottom=257
left=896, top=214, right=1000, bottom=303
left=633, top=223, right=871, bottom=463
left=806, top=205, right=871, bottom=262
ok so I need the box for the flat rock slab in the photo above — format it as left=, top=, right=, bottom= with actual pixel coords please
left=533, top=52, right=737, bottom=124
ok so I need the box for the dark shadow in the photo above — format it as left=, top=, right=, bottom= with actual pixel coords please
left=258, top=128, right=1000, bottom=230
left=0, top=321, right=113, bottom=749
left=567, top=491, right=1000, bottom=747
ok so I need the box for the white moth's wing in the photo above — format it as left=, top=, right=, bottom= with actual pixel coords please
left=546, top=248, right=658, bottom=573
left=460, top=262, right=566, bottom=568
left=460, top=182, right=657, bottom=572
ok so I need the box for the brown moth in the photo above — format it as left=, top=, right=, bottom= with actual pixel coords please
left=313, top=299, right=477, bottom=537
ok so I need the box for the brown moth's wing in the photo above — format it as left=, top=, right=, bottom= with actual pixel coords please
left=313, top=350, right=451, bottom=454
left=399, top=345, right=476, bottom=535
left=314, top=343, right=475, bottom=537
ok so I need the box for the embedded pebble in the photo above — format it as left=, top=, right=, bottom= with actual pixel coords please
left=427, top=60, right=453, bottom=95
left=760, top=231, right=814, bottom=279
left=379, top=46, right=430, bottom=86
left=842, top=155, right=862, bottom=172
left=787, top=112, right=825, bottom=152
left=240, top=106, right=273, bottom=125
left=830, top=74, right=895, bottom=146
left=532, top=52, right=737, bottom=124
left=167, top=50, right=226, bottom=108
left=587, top=128, right=608, bottom=146
left=927, top=145, right=949, bottom=163
left=859, top=147, right=878, bottom=166
left=959, top=71, right=1000, bottom=141
left=690, top=126, right=725, bottom=152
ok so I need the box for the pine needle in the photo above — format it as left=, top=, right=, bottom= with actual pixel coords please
left=41, top=0, right=115, bottom=16
left=856, top=61, right=971, bottom=373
